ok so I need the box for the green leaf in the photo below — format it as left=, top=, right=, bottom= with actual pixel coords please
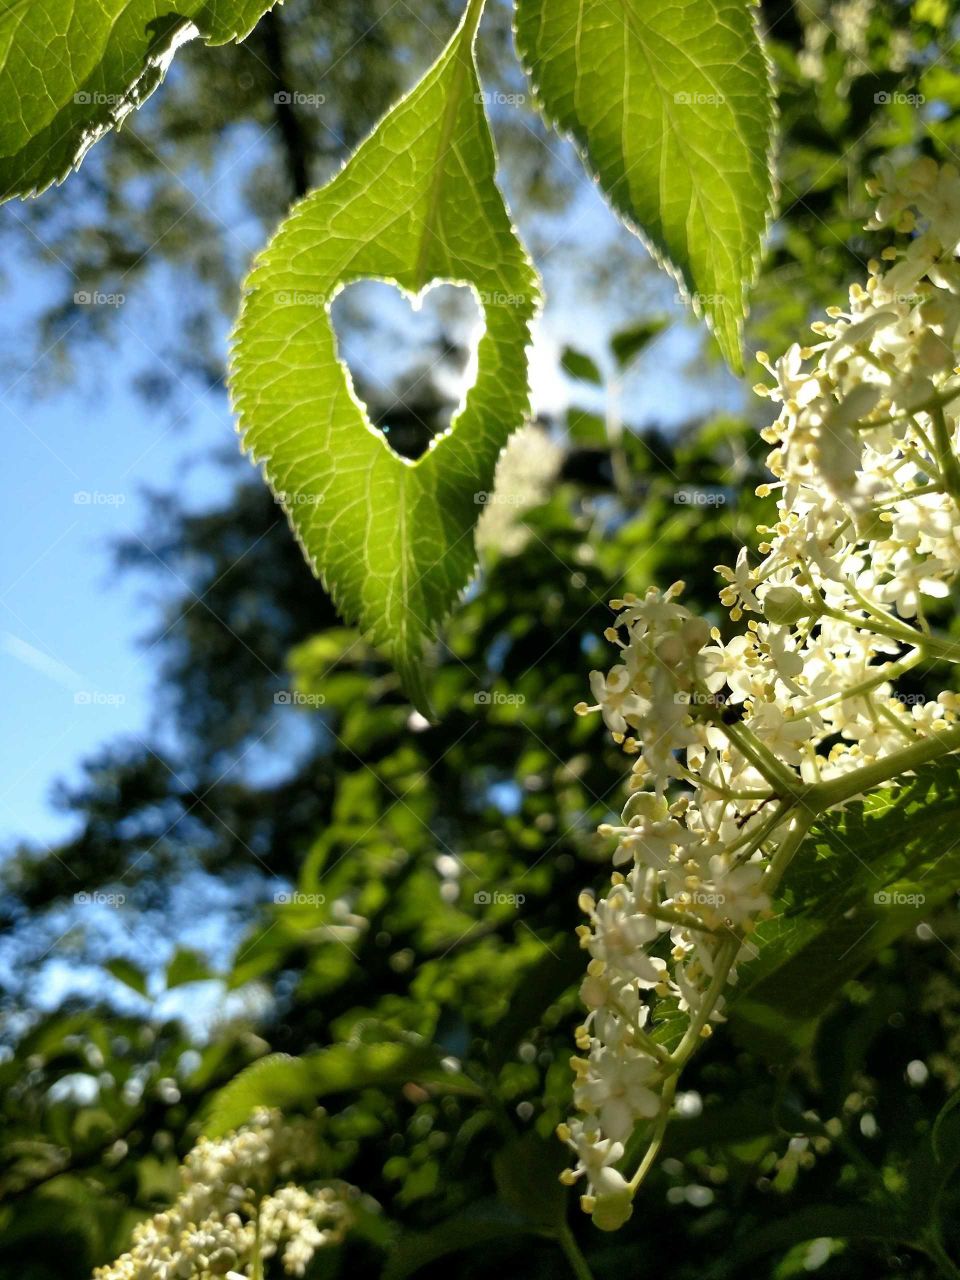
left=104, top=957, right=148, bottom=997
left=204, top=1053, right=318, bottom=1134
left=382, top=1200, right=536, bottom=1280
left=565, top=407, right=606, bottom=448
left=204, top=1039, right=483, bottom=1136
left=230, top=3, right=540, bottom=712
left=934, top=1088, right=960, bottom=1163
left=515, top=0, right=776, bottom=371
left=725, top=1205, right=907, bottom=1266
left=0, top=0, right=278, bottom=203
left=165, top=947, right=214, bottom=989
left=610, top=318, right=669, bottom=369
left=560, top=346, right=603, bottom=385
left=492, top=1133, right=568, bottom=1232
left=908, top=1088, right=960, bottom=1224
left=731, top=761, right=960, bottom=1058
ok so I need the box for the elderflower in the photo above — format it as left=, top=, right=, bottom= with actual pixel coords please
left=563, top=159, right=960, bottom=1230
left=94, top=1110, right=358, bottom=1279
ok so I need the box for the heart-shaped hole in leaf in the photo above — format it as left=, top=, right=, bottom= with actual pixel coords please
left=229, top=5, right=540, bottom=713
left=331, top=279, right=482, bottom=461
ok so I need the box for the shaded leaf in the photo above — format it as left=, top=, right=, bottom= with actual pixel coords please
left=382, top=1199, right=535, bottom=1280
left=493, top=1132, right=568, bottom=1232
left=731, top=761, right=960, bottom=1059
left=204, top=1039, right=483, bottom=1136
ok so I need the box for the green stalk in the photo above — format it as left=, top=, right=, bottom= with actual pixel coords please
left=806, top=723, right=960, bottom=810
left=821, top=605, right=960, bottom=664
left=710, top=714, right=801, bottom=795
left=930, top=401, right=960, bottom=505
left=461, top=0, right=487, bottom=43
left=628, top=1074, right=678, bottom=1193
left=793, top=649, right=925, bottom=718
left=557, top=1223, right=597, bottom=1280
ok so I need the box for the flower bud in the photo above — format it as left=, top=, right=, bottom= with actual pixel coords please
left=590, top=1168, right=634, bottom=1231
left=761, top=586, right=808, bottom=626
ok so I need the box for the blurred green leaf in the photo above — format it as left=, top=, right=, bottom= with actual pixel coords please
left=104, top=958, right=148, bottom=997
left=610, top=318, right=668, bottom=369
left=165, top=948, right=214, bottom=989
left=204, top=1039, right=483, bottom=1136
left=493, top=1132, right=568, bottom=1232
left=560, top=347, right=602, bottom=385
left=382, top=1200, right=536, bottom=1280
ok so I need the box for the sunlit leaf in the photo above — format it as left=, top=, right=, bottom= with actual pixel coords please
left=515, top=0, right=776, bottom=371
left=0, top=0, right=278, bottom=201
left=230, top=3, right=540, bottom=712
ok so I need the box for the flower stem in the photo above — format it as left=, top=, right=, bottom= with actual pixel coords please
left=807, top=723, right=960, bottom=809
left=628, top=1074, right=678, bottom=1193
left=557, top=1223, right=596, bottom=1280
left=930, top=401, right=960, bottom=506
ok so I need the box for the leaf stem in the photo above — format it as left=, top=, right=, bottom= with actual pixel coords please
left=461, top=0, right=487, bottom=44
left=919, top=1232, right=960, bottom=1280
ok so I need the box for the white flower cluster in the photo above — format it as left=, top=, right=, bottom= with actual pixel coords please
left=94, top=1110, right=354, bottom=1279
left=562, top=158, right=960, bottom=1231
